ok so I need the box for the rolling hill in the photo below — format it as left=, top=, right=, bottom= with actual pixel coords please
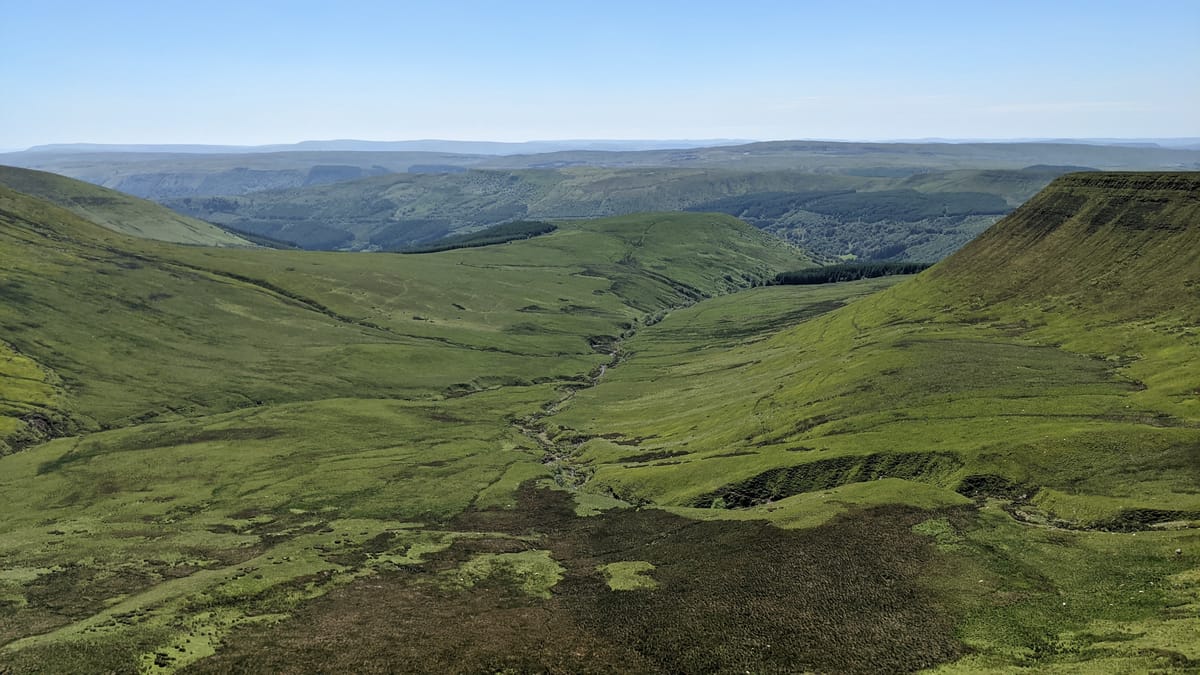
left=164, top=167, right=863, bottom=251
left=8, top=139, right=1197, bottom=261
left=4, top=140, right=1196, bottom=202
left=0, top=188, right=799, bottom=450
left=0, top=166, right=251, bottom=247
left=162, top=165, right=1053, bottom=259
left=18, top=138, right=749, bottom=155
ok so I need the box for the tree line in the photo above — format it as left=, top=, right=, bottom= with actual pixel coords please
left=397, top=221, right=557, bottom=253
left=773, top=262, right=933, bottom=285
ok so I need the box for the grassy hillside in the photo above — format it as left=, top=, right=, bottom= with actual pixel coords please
left=899, top=164, right=1090, bottom=205
left=546, top=172, right=1200, bottom=511
left=0, top=191, right=798, bottom=442
left=0, top=166, right=251, bottom=246
left=0, top=151, right=490, bottom=199
left=0, top=186, right=836, bottom=672
left=543, top=172, right=1200, bottom=670
left=398, top=220, right=557, bottom=253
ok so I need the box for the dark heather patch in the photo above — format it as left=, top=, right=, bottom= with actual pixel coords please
left=23, top=564, right=158, bottom=619
left=956, top=474, right=1038, bottom=501
left=621, top=449, right=690, bottom=464
left=1089, top=508, right=1200, bottom=532
left=37, top=426, right=284, bottom=475
left=690, top=451, right=963, bottom=508
left=188, top=485, right=966, bottom=674
left=705, top=450, right=758, bottom=459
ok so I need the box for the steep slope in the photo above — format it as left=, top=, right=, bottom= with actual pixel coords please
left=545, top=172, right=1200, bottom=671
left=558, top=172, right=1200, bottom=514
left=928, top=172, right=1200, bottom=323
left=0, top=166, right=251, bottom=246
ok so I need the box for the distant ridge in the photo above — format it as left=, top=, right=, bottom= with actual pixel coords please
left=883, top=137, right=1200, bottom=149
left=19, top=137, right=1200, bottom=155
left=20, top=139, right=753, bottom=156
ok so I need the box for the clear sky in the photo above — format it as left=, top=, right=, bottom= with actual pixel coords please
left=2, top=0, right=1197, bottom=149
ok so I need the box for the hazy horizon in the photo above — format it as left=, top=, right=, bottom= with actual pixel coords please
left=8, top=135, right=1200, bottom=156
left=2, top=1, right=1197, bottom=149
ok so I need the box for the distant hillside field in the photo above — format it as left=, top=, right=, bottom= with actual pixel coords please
left=161, top=165, right=1078, bottom=260
left=0, top=165, right=252, bottom=246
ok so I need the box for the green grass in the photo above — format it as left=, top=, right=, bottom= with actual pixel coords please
left=0, top=185, right=815, bottom=672
left=597, top=561, right=658, bottom=590
left=538, top=172, right=1200, bottom=669
left=444, top=550, right=564, bottom=598
left=0, top=165, right=251, bottom=246
left=2, top=173, right=1199, bottom=672
left=0, top=191, right=802, bottom=432
left=553, top=175, right=1200, bottom=515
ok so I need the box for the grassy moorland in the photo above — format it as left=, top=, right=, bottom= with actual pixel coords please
left=0, top=167, right=250, bottom=247
left=0, top=179, right=825, bottom=672
left=1, top=172, right=1198, bottom=673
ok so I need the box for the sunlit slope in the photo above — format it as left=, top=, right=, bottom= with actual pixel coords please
left=1, top=174, right=1195, bottom=672
left=555, top=173, right=1200, bottom=526
left=0, top=186, right=804, bottom=449
left=929, top=172, right=1200, bottom=329
left=541, top=173, right=1200, bottom=671
left=0, top=165, right=252, bottom=246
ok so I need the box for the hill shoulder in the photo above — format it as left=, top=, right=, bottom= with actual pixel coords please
left=0, top=165, right=252, bottom=246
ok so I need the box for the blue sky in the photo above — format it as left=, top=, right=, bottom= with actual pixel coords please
left=2, top=0, right=1197, bottom=148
